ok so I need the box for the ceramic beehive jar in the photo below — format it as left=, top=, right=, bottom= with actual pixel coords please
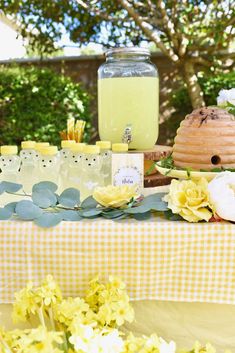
left=172, top=107, right=235, bottom=170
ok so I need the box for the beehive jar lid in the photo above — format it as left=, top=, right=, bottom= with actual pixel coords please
left=96, top=141, right=111, bottom=150
left=1, top=145, right=18, bottom=155
left=40, top=146, right=58, bottom=156
left=35, top=142, right=50, bottom=151
left=112, top=143, right=128, bottom=152
left=83, top=145, right=100, bottom=154
left=61, top=140, right=76, bottom=148
left=21, top=141, right=36, bottom=149
left=70, top=143, right=86, bottom=152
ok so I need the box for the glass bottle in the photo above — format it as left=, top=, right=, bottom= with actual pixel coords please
left=65, top=143, right=85, bottom=190
left=0, top=145, right=21, bottom=204
left=60, top=140, right=76, bottom=161
left=19, top=141, right=37, bottom=193
left=96, top=140, right=112, bottom=185
left=81, top=145, right=102, bottom=200
left=35, top=142, right=50, bottom=161
left=98, top=47, right=159, bottom=150
left=38, top=146, right=60, bottom=184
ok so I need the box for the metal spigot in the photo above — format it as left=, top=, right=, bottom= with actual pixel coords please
left=122, top=124, right=132, bottom=144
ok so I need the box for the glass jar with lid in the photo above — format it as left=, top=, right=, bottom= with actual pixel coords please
left=98, top=47, right=159, bottom=150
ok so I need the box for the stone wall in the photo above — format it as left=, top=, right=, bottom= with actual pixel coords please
left=0, top=53, right=182, bottom=144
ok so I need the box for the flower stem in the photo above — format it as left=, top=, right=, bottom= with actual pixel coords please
left=38, top=306, right=46, bottom=328
left=6, top=191, right=31, bottom=197
left=0, top=335, right=13, bottom=353
left=48, top=306, right=56, bottom=330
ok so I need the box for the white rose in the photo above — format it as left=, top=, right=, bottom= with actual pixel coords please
left=217, top=88, right=235, bottom=106
left=159, top=338, right=176, bottom=353
left=208, top=171, right=235, bottom=221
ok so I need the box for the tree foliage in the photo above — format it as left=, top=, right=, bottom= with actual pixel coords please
left=0, top=0, right=235, bottom=107
left=0, top=66, right=92, bottom=145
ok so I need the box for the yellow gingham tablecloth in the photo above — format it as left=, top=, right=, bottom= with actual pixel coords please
left=0, top=216, right=235, bottom=304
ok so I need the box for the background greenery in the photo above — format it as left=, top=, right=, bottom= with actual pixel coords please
left=0, top=66, right=92, bottom=146
left=158, top=70, right=235, bottom=145
left=1, top=0, right=234, bottom=108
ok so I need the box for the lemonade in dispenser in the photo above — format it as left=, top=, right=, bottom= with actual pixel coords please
left=98, top=47, right=159, bottom=150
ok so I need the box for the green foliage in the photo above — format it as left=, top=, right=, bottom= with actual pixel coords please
left=172, top=71, right=235, bottom=113
left=0, top=181, right=169, bottom=227
left=0, top=66, right=92, bottom=146
left=162, top=71, right=235, bottom=145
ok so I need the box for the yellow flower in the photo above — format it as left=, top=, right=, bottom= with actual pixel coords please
left=36, top=275, right=62, bottom=306
left=93, top=185, right=138, bottom=208
left=164, top=178, right=212, bottom=222
left=191, top=341, right=216, bottom=353
left=54, top=297, right=90, bottom=327
left=12, top=282, right=38, bottom=323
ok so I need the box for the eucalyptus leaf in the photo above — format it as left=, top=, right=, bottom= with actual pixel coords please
left=81, top=208, right=102, bottom=218
left=0, top=183, right=5, bottom=195
left=15, top=200, right=43, bottom=220
left=4, top=202, right=18, bottom=213
left=132, top=211, right=151, bottom=220
left=59, top=209, right=82, bottom=221
left=0, top=207, right=13, bottom=220
left=102, top=210, right=124, bottom=219
left=113, top=214, right=128, bottom=221
left=142, top=193, right=167, bottom=204
left=33, top=181, right=58, bottom=193
left=1, top=181, right=22, bottom=193
left=32, top=189, right=57, bottom=208
left=124, top=204, right=151, bottom=214
left=164, top=210, right=183, bottom=221
left=81, top=196, right=98, bottom=209
left=149, top=201, right=169, bottom=212
left=34, top=212, right=62, bottom=228
left=58, top=188, right=80, bottom=207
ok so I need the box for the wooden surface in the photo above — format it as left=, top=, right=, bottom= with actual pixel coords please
left=144, top=172, right=172, bottom=188
left=130, top=144, right=172, bottom=161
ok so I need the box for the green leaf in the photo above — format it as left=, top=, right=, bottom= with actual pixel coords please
left=102, top=210, right=124, bottom=219
left=32, top=181, right=58, bottom=193
left=15, top=200, right=43, bottom=220
left=81, top=196, right=98, bottom=209
left=145, top=162, right=156, bottom=176
left=59, top=210, right=82, bottom=221
left=141, top=193, right=168, bottom=211
left=0, top=207, right=13, bottom=220
left=149, top=201, right=169, bottom=212
left=113, top=214, right=128, bottom=220
left=142, top=193, right=167, bottom=204
left=34, top=213, right=62, bottom=228
left=1, top=181, right=22, bottom=193
left=32, top=189, right=57, bottom=208
left=81, top=208, right=102, bottom=218
left=4, top=202, right=17, bottom=213
left=132, top=211, right=151, bottom=220
left=164, top=210, right=183, bottom=221
left=0, top=183, right=6, bottom=195
left=124, top=204, right=151, bottom=214
left=58, top=188, right=80, bottom=207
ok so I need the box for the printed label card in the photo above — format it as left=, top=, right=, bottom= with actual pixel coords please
left=112, top=153, right=144, bottom=192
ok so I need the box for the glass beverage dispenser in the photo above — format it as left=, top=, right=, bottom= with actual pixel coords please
left=98, top=47, right=159, bottom=150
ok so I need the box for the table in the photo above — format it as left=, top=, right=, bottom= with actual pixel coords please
left=1, top=217, right=235, bottom=351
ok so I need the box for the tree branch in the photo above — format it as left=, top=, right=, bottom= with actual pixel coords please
left=156, top=0, right=179, bottom=49
left=117, top=0, right=180, bottom=63
left=75, top=0, right=119, bottom=21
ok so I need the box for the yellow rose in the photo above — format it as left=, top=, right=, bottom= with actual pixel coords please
left=164, top=178, right=212, bottom=222
left=93, top=185, right=138, bottom=208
